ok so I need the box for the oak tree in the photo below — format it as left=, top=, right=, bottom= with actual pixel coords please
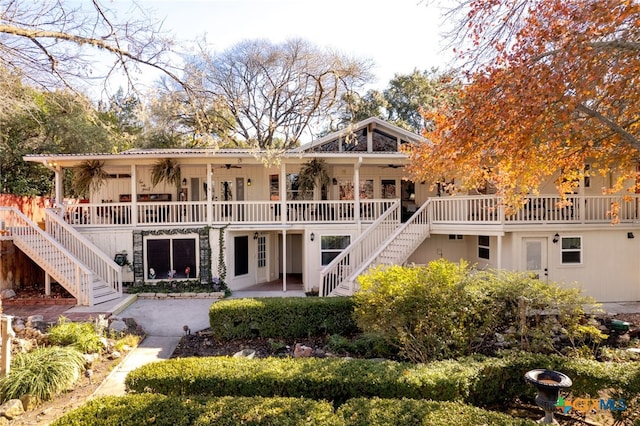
left=408, top=0, right=640, bottom=210
left=185, top=38, right=373, bottom=151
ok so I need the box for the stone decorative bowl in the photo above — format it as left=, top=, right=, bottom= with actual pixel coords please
left=524, top=369, right=572, bottom=424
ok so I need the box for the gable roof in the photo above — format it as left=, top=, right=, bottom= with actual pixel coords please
left=296, top=117, right=427, bottom=153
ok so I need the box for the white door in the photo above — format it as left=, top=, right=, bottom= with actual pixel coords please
left=523, top=238, right=548, bottom=281
left=256, top=234, right=269, bottom=283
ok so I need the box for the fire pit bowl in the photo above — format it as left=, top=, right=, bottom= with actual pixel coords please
left=524, top=369, right=572, bottom=424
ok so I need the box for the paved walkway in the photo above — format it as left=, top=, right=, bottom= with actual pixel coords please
left=91, top=290, right=305, bottom=397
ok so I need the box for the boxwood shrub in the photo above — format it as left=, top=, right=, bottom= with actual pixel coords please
left=52, top=394, right=533, bottom=426
left=209, top=297, right=359, bottom=339
left=126, top=353, right=640, bottom=407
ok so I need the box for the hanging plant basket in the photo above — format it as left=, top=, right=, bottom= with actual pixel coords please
left=72, top=160, right=110, bottom=197
left=151, top=158, right=181, bottom=189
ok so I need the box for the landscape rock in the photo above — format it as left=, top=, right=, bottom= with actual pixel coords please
left=108, top=319, right=128, bottom=333
left=19, top=394, right=37, bottom=412
left=0, top=399, right=24, bottom=419
left=0, top=289, right=16, bottom=299
left=109, top=350, right=122, bottom=360
left=294, top=343, right=313, bottom=358
left=232, top=349, right=256, bottom=359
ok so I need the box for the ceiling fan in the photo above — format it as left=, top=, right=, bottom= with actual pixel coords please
left=379, top=164, right=403, bottom=168
left=220, top=163, right=241, bottom=169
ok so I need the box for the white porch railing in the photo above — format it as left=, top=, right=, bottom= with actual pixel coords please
left=45, top=209, right=122, bottom=301
left=0, top=207, right=94, bottom=305
left=61, top=199, right=396, bottom=227
left=429, top=195, right=640, bottom=225
left=319, top=200, right=401, bottom=297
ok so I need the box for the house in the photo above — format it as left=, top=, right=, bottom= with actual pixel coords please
left=5, top=117, right=639, bottom=305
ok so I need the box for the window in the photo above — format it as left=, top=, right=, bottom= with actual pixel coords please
left=561, top=236, right=582, bottom=264
left=269, top=175, right=279, bottom=200
left=146, top=236, right=197, bottom=280
left=321, top=235, right=351, bottom=266
left=478, top=235, right=490, bottom=259
left=381, top=179, right=396, bottom=199
left=360, top=179, right=374, bottom=199
left=286, top=173, right=301, bottom=200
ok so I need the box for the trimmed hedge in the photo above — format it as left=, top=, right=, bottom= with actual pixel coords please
left=126, top=353, right=640, bottom=407
left=337, top=398, right=536, bottom=426
left=126, top=357, right=479, bottom=405
left=51, top=394, right=534, bottom=426
left=209, top=297, right=359, bottom=339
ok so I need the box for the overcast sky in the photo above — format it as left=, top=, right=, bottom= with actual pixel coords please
left=106, top=0, right=454, bottom=92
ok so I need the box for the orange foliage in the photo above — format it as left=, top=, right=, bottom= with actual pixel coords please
left=407, top=0, right=640, bottom=209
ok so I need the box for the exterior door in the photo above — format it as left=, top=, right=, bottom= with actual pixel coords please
left=523, top=238, right=548, bottom=281
left=256, top=234, right=268, bottom=283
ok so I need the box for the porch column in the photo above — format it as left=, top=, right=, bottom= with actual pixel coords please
left=354, top=157, right=362, bottom=228
left=54, top=167, right=63, bottom=208
left=206, top=164, right=213, bottom=225
left=280, top=163, right=287, bottom=291
left=497, top=234, right=503, bottom=272
left=130, top=165, right=138, bottom=225
left=282, top=229, right=287, bottom=292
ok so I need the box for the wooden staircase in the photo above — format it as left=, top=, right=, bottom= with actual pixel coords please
left=0, top=207, right=122, bottom=306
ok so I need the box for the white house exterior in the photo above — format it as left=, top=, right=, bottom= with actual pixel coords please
left=7, top=117, right=639, bottom=305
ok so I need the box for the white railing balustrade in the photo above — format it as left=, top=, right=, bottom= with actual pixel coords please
left=62, top=199, right=396, bottom=226
left=0, top=207, right=94, bottom=305
left=45, top=209, right=122, bottom=301
left=320, top=200, right=401, bottom=296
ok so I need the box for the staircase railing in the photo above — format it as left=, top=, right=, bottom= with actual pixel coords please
left=349, top=199, right=432, bottom=282
left=45, top=209, right=122, bottom=300
left=319, top=200, right=400, bottom=297
left=0, top=207, right=94, bottom=305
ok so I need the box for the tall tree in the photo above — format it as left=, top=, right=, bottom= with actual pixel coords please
left=186, top=38, right=373, bottom=151
left=341, top=69, right=457, bottom=133
left=409, top=0, right=640, bottom=209
left=0, top=0, right=187, bottom=111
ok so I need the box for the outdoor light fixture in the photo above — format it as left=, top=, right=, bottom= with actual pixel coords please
left=332, top=178, right=338, bottom=185
left=310, top=232, right=315, bottom=241
left=253, top=232, right=259, bottom=240
left=552, top=233, right=559, bottom=244
left=182, top=178, right=187, bottom=186
left=247, top=178, right=252, bottom=186
left=628, top=232, right=635, bottom=239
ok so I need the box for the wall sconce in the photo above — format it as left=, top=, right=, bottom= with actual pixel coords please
left=332, top=178, right=338, bottom=185
left=182, top=178, right=187, bottom=186
left=552, top=233, right=560, bottom=244
left=310, top=232, right=315, bottom=241
left=253, top=232, right=259, bottom=240
left=628, top=232, right=635, bottom=239
left=247, top=178, right=252, bottom=186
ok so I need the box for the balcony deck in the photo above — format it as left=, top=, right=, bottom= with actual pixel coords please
left=60, top=195, right=640, bottom=230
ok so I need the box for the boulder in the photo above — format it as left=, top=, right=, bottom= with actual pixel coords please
left=0, top=399, right=24, bottom=420
left=294, top=344, right=313, bottom=358
left=0, top=289, right=15, bottom=300
left=108, top=319, right=128, bottom=333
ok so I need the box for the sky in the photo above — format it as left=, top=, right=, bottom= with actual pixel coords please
left=106, top=0, right=455, bottom=92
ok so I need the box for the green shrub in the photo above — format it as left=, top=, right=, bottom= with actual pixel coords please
left=0, top=346, right=85, bottom=403
left=126, top=353, right=640, bottom=408
left=47, top=317, right=104, bottom=354
left=52, top=394, right=342, bottom=426
left=209, top=297, right=359, bottom=339
left=126, top=356, right=480, bottom=405
left=338, top=398, right=536, bottom=426
left=327, top=333, right=397, bottom=359
left=354, top=260, right=604, bottom=362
